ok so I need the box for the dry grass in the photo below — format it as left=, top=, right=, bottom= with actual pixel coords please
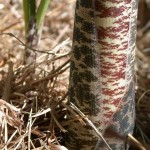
left=0, top=1, right=73, bottom=149
left=0, top=0, right=149, bottom=150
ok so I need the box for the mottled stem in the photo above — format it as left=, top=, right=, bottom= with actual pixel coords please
left=66, top=0, right=138, bottom=150
left=23, top=0, right=50, bottom=64
left=24, top=16, right=37, bottom=64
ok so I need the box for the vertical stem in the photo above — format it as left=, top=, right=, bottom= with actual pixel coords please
left=67, top=0, right=138, bottom=149
left=66, top=0, right=103, bottom=149
left=23, top=0, right=50, bottom=64
left=23, top=0, right=36, bottom=34
left=23, top=0, right=37, bottom=64
left=35, top=0, right=51, bottom=51
left=94, top=0, right=138, bottom=149
left=36, top=0, right=50, bottom=32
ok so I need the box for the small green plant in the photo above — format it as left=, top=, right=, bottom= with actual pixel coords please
left=23, top=0, right=50, bottom=64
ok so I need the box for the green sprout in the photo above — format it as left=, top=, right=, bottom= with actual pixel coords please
left=23, top=0, right=50, bottom=64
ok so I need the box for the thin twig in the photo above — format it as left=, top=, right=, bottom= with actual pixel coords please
left=62, top=102, right=86, bottom=126
left=16, top=59, right=70, bottom=93
left=128, top=134, right=147, bottom=150
left=137, top=89, right=150, bottom=105
left=50, top=109, right=67, bottom=133
left=28, top=109, right=32, bottom=150
left=0, top=33, right=54, bottom=55
left=2, top=61, right=14, bottom=102
left=2, top=130, right=18, bottom=150
left=70, top=102, right=112, bottom=150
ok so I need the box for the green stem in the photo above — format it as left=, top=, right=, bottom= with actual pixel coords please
left=22, top=0, right=50, bottom=64
left=36, top=0, right=50, bottom=31
left=23, top=0, right=36, bottom=34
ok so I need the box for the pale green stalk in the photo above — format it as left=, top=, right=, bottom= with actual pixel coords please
left=23, top=0, right=36, bottom=34
left=36, top=0, right=50, bottom=32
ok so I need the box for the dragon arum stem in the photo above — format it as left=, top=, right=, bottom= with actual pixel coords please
left=66, top=0, right=138, bottom=149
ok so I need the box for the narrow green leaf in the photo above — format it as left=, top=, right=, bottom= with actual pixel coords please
left=23, top=0, right=36, bottom=33
left=36, top=0, right=50, bottom=31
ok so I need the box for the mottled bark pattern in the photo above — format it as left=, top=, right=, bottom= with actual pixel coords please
left=67, top=0, right=138, bottom=149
